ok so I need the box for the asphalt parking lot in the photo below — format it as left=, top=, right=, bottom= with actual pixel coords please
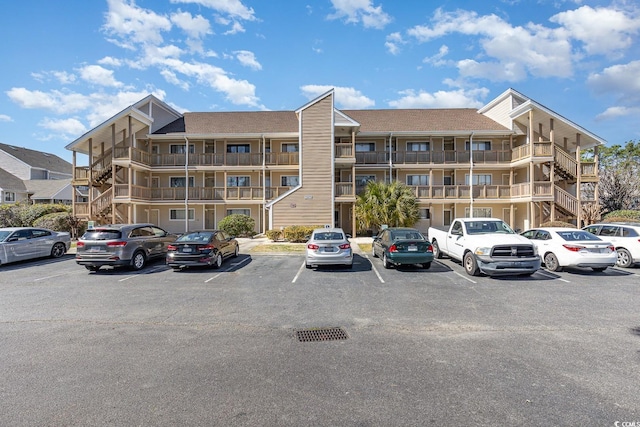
left=1, top=239, right=640, bottom=426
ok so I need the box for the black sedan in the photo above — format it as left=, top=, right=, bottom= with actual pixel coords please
left=166, top=230, right=239, bottom=270
left=372, top=227, right=434, bottom=269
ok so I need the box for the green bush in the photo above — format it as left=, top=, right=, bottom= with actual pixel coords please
left=603, top=210, right=640, bottom=223
left=0, top=202, right=71, bottom=228
left=32, top=212, right=87, bottom=238
left=218, top=214, right=256, bottom=237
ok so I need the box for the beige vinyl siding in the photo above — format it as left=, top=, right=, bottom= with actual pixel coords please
left=271, top=94, right=334, bottom=228
left=480, top=96, right=514, bottom=129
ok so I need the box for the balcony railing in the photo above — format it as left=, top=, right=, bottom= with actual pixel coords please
left=335, top=143, right=353, bottom=158
left=110, top=186, right=293, bottom=201
left=400, top=182, right=556, bottom=199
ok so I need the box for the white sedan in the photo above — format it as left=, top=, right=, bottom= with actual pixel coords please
left=520, top=227, right=617, bottom=272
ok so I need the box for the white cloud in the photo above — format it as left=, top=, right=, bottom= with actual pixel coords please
left=0, top=114, right=12, bottom=122
left=160, top=69, right=190, bottom=90
left=77, top=65, right=123, bottom=87
left=388, top=88, right=489, bottom=109
left=588, top=60, right=640, bottom=117
left=223, top=20, right=246, bottom=35
left=596, top=106, right=640, bottom=120
left=328, top=0, right=392, bottom=29
left=300, top=85, right=375, bottom=109
left=103, top=0, right=172, bottom=49
left=38, top=117, right=88, bottom=136
left=98, top=56, right=123, bottom=67
left=407, top=8, right=574, bottom=81
left=423, top=45, right=450, bottom=66
left=550, top=5, right=640, bottom=58
left=171, top=11, right=212, bottom=38
left=170, top=0, right=256, bottom=21
left=234, top=50, right=261, bottom=70
left=385, top=32, right=405, bottom=55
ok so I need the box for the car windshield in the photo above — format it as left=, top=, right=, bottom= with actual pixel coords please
left=81, top=229, right=122, bottom=240
left=312, top=232, right=344, bottom=241
left=556, top=231, right=600, bottom=241
left=177, top=232, right=213, bottom=242
left=465, top=220, right=514, bottom=234
left=0, top=230, right=12, bottom=241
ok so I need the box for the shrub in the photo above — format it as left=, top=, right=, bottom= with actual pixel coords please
left=603, top=210, right=640, bottom=223
left=540, top=221, right=577, bottom=228
left=0, top=202, right=71, bottom=228
left=265, top=229, right=283, bottom=241
left=218, top=214, right=256, bottom=237
left=283, top=225, right=322, bottom=242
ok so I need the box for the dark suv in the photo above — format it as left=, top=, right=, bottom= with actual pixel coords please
left=76, top=223, right=177, bottom=272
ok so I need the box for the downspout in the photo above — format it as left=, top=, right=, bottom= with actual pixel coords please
left=388, top=133, right=393, bottom=182
left=262, top=135, right=266, bottom=234
left=469, top=132, right=474, bottom=218
left=184, top=136, right=189, bottom=234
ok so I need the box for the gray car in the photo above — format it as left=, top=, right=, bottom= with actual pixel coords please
left=75, top=223, right=176, bottom=272
left=0, top=227, right=70, bottom=266
left=305, top=228, right=353, bottom=269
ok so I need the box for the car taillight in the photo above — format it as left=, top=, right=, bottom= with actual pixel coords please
left=307, top=243, right=319, bottom=250
left=562, top=244, right=585, bottom=252
left=339, top=243, right=351, bottom=249
left=608, top=245, right=615, bottom=252
left=427, top=244, right=433, bottom=252
left=389, top=244, right=398, bottom=252
left=107, top=241, right=127, bottom=247
left=76, top=242, right=85, bottom=248
left=197, top=244, right=214, bottom=251
left=167, top=244, right=177, bottom=251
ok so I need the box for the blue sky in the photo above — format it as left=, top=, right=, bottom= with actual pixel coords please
left=1, top=0, right=639, bottom=163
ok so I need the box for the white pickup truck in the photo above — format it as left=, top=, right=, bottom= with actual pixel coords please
left=428, top=218, right=541, bottom=277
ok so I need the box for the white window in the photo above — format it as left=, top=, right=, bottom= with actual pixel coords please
left=4, top=192, right=16, bottom=202
left=419, top=208, right=431, bottom=219
left=227, top=144, right=250, bottom=153
left=281, top=176, right=299, bottom=186
left=227, top=176, right=250, bottom=187
left=355, top=142, right=375, bottom=152
left=465, top=141, right=491, bottom=151
left=407, top=175, right=429, bottom=186
left=227, top=209, right=251, bottom=216
left=465, top=207, right=492, bottom=218
left=465, top=174, right=492, bottom=185
left=170, top=144, right=195, bottom=154
left=282, top=143, right=299, bottom=152
left=407, top=142, right=429, bottom=151
left=170, top=209, right=195, bottom=220
left=170, top=177, right=195, bottom=187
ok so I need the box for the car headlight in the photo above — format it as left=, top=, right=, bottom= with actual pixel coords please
left=474, top=247, right=492, bottom=256
left=532, top=245, right=538, bottom=256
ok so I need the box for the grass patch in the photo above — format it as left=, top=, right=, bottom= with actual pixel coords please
left=358, top=243, right=372, bottom=253
left=250, top=243, right=306, bottom=253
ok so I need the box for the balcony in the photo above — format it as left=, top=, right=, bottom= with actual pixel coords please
left=403, top=182, right=553, bottom=200
left=355, top=149, right=513, bottom=165
left=110, top=185, right=293, bottom=201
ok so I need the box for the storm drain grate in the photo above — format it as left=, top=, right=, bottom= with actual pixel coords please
left=296, top=327, right=349, bottom=342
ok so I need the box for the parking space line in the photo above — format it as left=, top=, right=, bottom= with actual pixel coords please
left=358, top=253, right=385, bottom=283
left=535, top=269, right=570, bottom=282
left=292, top=261, right=305, bottom=283
left=34, top=271, right=83, bottom=282
left=205, top=273, right=223, bottom=283
left=118, top=275, right=137, bottom=282
left=451, top=270, right=477, bottom=284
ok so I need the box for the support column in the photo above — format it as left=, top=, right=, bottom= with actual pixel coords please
left=576, top=134, right=582, bottom=227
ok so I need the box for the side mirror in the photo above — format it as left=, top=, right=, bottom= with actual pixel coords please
left=346, top=234, right=352, bottom=239
left=7, top=236, right=18, bottom=242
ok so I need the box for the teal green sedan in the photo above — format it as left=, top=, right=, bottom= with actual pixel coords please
left=371, top=227, right=434, bottom=269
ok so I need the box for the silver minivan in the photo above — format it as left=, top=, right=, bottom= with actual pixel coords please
left=76, top=223, right=176, bottom=272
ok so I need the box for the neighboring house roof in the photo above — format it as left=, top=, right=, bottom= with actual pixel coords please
left=0, top=167, right=27, bottom=192
left=154, top=108, right=510, bottom=136
left=24, top=179, right=72, bottom=201
left=0, top=142, right=72, bottom=175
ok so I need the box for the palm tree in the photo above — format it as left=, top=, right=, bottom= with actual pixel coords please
left=355, top=180, right=420, bottom=234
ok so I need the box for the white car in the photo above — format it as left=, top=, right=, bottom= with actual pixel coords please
left=305, top=228, right=353, bottom=269
left=521, top=227, right=617, bottom=272
left=582, top=223, right=640, bottom=268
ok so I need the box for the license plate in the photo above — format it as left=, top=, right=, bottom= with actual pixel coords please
left=408, top=245, right=417, bottom=252
left=182, top=247, right=192, bottom=253
left=323, top=247, right=335, bottom=253
left=89, top=246, right=102, bottom=252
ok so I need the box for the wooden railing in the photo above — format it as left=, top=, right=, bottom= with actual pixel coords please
left=335, top=183, right=353, bottom=197
left=554, top=186, right=578, bottom=215
left=114, top=146, right=150, bottom=165
left=93, top=188, right=113, bottom=215
left=108, top=186, right=293, bottom=201
left=554, top=145, right=577, bottom=178
left=335, top=143, right=353, bottom=158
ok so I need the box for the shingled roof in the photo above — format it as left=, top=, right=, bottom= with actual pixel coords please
left=0, top=167, right=27, bottom=192
left=152, top=108, right=509, bottom=135
left=0, top=142, right=72, bottom=174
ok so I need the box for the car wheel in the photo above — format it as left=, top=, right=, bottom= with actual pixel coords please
left=131, top=251, right=146, bottom=271
left=233, top=244, right=239, bottom=258
left=422, top=262, right=431, bottom=269
left=543, top=252, right=562, bottom=272
left=213, top=252, right=223, bottom=269
left=50, top=242, right=66, bottom=258
left=616, top=248, right=633, bottom=268
left=463, top=252, right=480, bottom=276
left=85, top=266, right=100, bottom=272
left=432, top=240, right=442, bottom=259
left=371, top=245, right=377, bottom=258
left=382, top=253, right=392, bottom=269
left=592, top=267, right=607, bottom=272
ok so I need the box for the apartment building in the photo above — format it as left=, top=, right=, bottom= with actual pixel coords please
left=66, top=89, right=603, bottom=236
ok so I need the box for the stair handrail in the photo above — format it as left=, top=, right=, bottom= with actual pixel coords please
left=92, top=187, right=113, bottom=216
left=554, top=145, right=577, bottom=178
left=554, top=185, right=578, bottom=215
